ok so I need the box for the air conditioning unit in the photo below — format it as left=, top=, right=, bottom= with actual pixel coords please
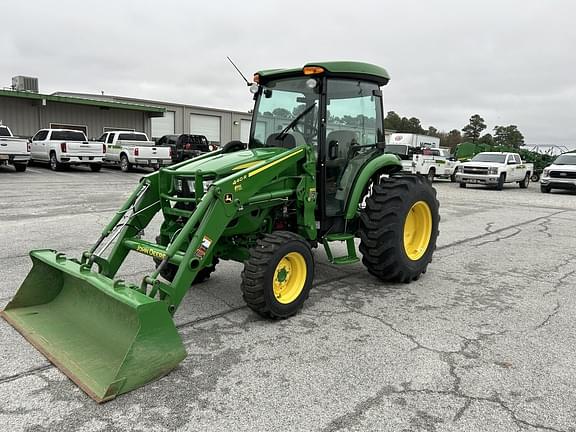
left=12, top=76, right=39, bottom=93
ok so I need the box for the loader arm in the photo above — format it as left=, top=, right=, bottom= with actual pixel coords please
left=90, top=144, right=313, bottom=313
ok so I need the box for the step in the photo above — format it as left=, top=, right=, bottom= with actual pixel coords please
left=322, top=233, right=360, bottom=265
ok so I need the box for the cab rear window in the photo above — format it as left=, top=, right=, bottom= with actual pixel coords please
left=0, top=127, right=10, bottom=137
left=118, top=133, right=147, bottom=141
left=51, top=131, right=87, bottom=141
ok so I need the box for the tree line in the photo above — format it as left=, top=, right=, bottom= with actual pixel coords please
left=384, top=112, right=525, bottom=150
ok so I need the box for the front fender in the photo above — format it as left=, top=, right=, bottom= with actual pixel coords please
left=344, top=153, right=402, bottom=220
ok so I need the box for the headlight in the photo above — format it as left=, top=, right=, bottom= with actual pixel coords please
left=185, top=179, right=213, bottom=192
left=488, top=167, right=498, bottom=175
left=543, top=169, right=550, bottom=177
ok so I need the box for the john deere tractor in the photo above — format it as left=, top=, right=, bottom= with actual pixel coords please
left=2, top=61, right=439, bottom=402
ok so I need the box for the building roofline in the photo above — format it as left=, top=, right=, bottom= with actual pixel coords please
left=52, top=91, right=252, bottom=116
left=0, top=89, right=165, bottom=114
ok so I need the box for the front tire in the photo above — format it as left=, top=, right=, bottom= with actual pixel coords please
left=540, top=185, right=551, bottom=193
left=241, top=231, right=314, bottom=319
left=519, top=172, right=530, bottom=189
left=90, top=163, right=102, bottom=172
left=459, top=182, right=467, bottom=188
left=153, top=235, right=218, bottom=284
left=496, top=173, right=506, bottom=190
left=359, top=175, right=439, bottom=283
left=427, top=168, right=435, bottom=183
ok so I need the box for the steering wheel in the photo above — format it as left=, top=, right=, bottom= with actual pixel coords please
left=221, top=140, right=246, bottom=153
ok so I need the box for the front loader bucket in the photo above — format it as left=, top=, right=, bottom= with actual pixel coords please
left=1, top=249, right=186, bottom=402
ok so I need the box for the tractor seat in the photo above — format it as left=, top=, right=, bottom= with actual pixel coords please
left=265, top=131, right=306, bottom=149
left=326, top=130, right=359, bottom=165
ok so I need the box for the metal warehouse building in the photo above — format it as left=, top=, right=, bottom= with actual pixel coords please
left=53, top=92, right=253, bottom=146
left=0, top=88, right=252, bottom=148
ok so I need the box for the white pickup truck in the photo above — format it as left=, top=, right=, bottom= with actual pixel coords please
left=98, top=131, right=172, bottom=172
left=455, top=152, right=534, bottom=190
left=540, top=152, right=576, bottom=193
left=30, top=129, right=105, bottom=171
left=385, top=144, right=459, bottom=182
left=0, top=125, right=30, bottom=172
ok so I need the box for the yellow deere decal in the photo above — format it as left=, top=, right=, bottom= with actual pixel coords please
left=136, top=245, right=167, bottom=260
left=232, top=161, right=262, bottom=171
left=248, top=149, right=304, bottom=177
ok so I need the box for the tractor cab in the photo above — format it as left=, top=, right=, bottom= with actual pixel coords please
left=249, top=62, right=390, bottom=233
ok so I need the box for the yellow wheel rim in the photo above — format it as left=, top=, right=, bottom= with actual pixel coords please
left=403, top=201, right=433, bottom=261
left=272, top=252, right=307, bottom=304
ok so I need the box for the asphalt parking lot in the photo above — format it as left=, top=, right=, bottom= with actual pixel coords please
left=1, top=164, right=576, bottom=432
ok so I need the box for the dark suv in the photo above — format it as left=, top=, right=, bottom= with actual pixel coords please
left=156, top=134, right=216, bottom=163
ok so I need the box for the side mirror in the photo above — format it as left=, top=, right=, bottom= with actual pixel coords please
left=328, top=140, right=339, bottom=159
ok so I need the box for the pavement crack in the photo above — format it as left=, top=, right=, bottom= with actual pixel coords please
left=0, top=365, right=53, bottom=385
left=320, top=385, right=395, bottom=432
left=437, top=210, right=568, bottom=251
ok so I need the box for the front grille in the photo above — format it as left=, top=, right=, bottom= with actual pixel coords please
left=463, top=167, right=489, bottom=175
left=550, top=171, right=576, bottom=179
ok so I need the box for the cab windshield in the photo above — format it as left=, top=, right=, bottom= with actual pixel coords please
left=471, top=153, right=506, bottom=163
left=553, top=154, right=576, bottom=165
left=250, top=77, right=320, bottom=149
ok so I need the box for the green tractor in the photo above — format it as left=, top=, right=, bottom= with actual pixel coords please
left=2, top=62, right=439, bottom=402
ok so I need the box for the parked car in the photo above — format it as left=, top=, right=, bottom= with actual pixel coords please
left=30, top=129, right=105, bottom=171
left=540, top=152, right=576, bottom=193
left=98, top=131, right=172, bottom=172
left=0, top=125, right=30, bottom=172
left=156, top=134, right=216, bottom=163
left=455, top=152, right=533, bottom=190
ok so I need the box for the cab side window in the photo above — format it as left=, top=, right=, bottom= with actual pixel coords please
left=32, top=130, right=48, bottom=141
left=107, top=134, right=115, bottom=144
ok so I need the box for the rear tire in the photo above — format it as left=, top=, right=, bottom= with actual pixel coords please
left=531, top=173, right=540, bottom=182
left=241, top=231, right=314, bottom=319
left=496, top=173, right=506, bottom=190
left=519, top=172, right=530, bottom=189
left=90, top=163, right=102, bottom=172
left=14, top=163, right=27, bottom=172
left=49, top=152, right=63, bottom=171
left=359, top=175, right=439, bottom=283
left=427, top=168, right=435, bottom=183
left=540, top=185, right=551, bottom=193
left=120, top=154, right=132, bottom=172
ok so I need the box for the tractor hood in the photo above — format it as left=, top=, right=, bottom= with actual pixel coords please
left=174, top=147, right=288, bottom=177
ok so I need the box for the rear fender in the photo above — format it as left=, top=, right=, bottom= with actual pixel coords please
left=344, top=153, right=402, bottom=220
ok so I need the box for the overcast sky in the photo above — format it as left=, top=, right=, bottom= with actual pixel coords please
left=2, top=0, right=575, bottom=145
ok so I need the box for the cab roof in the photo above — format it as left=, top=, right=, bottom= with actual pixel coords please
left=256, top=61, right=390, bottom=86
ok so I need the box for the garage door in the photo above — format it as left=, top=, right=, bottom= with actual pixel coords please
left=190, top=114, right=220, bottom=144
left=151, top=111, right=175, bottom=139
left=240, top=119, right=251, bottom=143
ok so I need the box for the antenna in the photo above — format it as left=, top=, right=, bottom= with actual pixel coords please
left=227, top=57, right=251, bottom=86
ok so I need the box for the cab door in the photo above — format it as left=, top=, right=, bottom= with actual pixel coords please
left=320, top=79, right=384, bottom=228
left=31, top=130, right=49, bottom=161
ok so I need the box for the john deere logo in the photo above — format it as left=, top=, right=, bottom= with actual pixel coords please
left=224, top=193, right=233, bottom=203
